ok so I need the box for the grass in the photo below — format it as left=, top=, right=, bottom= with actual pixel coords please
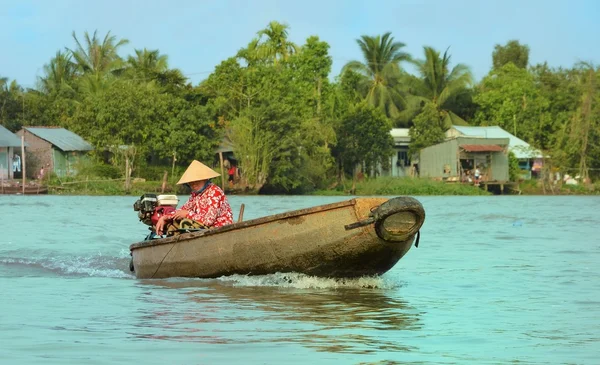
left=44, top=174, right=600, bottom=197
left=314, top=177, right=490, bottom=196
left=517, top=179, right=600, bottom=195
left=47, top=177, right=183, bottom=196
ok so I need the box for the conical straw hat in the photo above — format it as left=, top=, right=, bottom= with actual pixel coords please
left=176, top=160, right=221, bottom=185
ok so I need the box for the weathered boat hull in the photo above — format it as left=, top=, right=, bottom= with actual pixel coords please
left=129, top=197, right=425, bottom=279
left=0, top=185, right=48, bottom=195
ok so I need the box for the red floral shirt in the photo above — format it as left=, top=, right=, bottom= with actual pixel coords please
left=171, top=183, right=233, bottom=228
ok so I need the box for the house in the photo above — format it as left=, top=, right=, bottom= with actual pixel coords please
left=446, top=125, right=544, bottom=179
left=0, top=125, right=28, bottom=180
left=214, top=134, right=235, bottom=167
left=16, top=127, right=93, bottom=178
left=418, top=136, right=510, bottom=182
left=389, top=128, right=412, bottom=177
left=376, top=128, right=412, bottom=177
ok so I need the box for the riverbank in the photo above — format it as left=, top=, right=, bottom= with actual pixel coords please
left=36, top=176, right=600, bottom=196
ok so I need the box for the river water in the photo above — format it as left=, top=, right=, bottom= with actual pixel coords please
left=1, top=195, right=599, bottom=364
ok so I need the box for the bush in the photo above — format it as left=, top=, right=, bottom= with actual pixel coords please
left=315, top=177, right=490, bottom=196
left=135, top=164, right=187, bottom=182
left=78, top=163, right=121, bottom=179
left=508, top=151, right=520, bottom=181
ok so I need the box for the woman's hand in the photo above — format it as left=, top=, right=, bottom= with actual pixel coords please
left=172, top=209, right=190, bottom=220
left=155, top=216, right=168, bottom=236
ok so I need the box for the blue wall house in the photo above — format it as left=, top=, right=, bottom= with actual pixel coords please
left=16, top=127, right=93, bottom=178
left=0, top=125, right=27, bottom=180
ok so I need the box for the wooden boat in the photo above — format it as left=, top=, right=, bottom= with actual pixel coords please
left=0, top=185, right=48, bottom=195
left=129, top=196, right=426, bottom=279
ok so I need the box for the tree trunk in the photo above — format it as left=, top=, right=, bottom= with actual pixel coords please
left=171, top=151, right=176, bottom=182
left=125, top=157, right=131, bottom=192
left=161, top=171, right=168, bottom=193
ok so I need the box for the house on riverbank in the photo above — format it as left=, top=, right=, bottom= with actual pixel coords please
left=389, top=128, right=412, bottom=177
left=446, top=126, right=544, bottom=179
left=0, top=125, right=28, bottom=180
left=16, top=127, right=93, bottom=178
left=418, top=136, right=510, bottom=183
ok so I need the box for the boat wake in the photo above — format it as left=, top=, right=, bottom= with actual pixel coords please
left=1, top=252, right=400, bottom=288
left=215, top=272, right=401, bottom=289
left=0, top=252, right=134, bottom=279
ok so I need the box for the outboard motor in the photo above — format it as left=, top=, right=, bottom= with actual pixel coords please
left=133, top=193, right=179, bottom=227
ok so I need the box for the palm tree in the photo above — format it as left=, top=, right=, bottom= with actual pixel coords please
left=342, top=32, right=411, bottom=119
left=238, top=21, right=299, bottom=65
left=257, top=21, right=298, bottom=64
left=39, top=50, right=77, bottom=94
left=411, top=46, right=473, bottom=126
left=0, top=78, right=23, bottom=130
left=69, top=30, right=129, bottom=76
left=68, top=30, right=129, bottom=95
left=126, top=48, right=168, bottom=79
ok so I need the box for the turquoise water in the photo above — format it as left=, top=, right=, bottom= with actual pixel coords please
left=1, top=195, right=599, bottom=364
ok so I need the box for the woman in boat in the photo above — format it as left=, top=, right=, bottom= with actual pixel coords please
left=155, top=160, right=234, bottom=235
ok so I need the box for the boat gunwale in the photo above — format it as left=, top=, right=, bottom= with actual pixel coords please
left=129, top=198, right=363, bottom=251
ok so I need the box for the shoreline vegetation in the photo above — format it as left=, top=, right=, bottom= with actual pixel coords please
left=35, top=175, right=599, bottom=197
left=2, top=23, right=599, bottom=194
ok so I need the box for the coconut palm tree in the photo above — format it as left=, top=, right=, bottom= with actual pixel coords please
left=126, top=48, right=168, bottom=79
left=238, top=21, right=299, bottom=65
left=342, top=32, right=411, bottom=119
left=39, top=50, right=77, bottom=94
left=69, top=30, right=129, bottom=76
left=411, top=46, right=473, bottom=126
left=68, top=30, right=129, bottom=95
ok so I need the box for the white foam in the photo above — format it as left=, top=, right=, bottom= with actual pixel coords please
left=0, top=255, right=134, bottom=279
left=215, top=272, right=401, bottom=289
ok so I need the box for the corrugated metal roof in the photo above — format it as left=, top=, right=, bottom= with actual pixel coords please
left=460, top=144, right=505, bottom=152
left=24, top=127, right=93, bottom=152
left=215, top=135, right=234, bottom=154
left=450, top=125, right=543, bottom=159
left=0, top=125, right=25, bottom=147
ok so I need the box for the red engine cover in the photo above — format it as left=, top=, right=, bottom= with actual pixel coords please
left=151, top=206, right=176, bottom=226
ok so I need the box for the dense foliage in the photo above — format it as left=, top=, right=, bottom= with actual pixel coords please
left=1, top=27, right=599, bottom=193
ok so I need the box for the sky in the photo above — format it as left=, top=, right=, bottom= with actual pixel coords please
left=1, top=0, right=599, bottom=88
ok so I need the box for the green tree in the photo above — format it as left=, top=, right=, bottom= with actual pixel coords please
left=342, top=32, right=411, bottom=119
left=408, top=102, right=445, bottom=155
left=411, top=46, right=473, bottom=127
left=289, top=36, right=336, bottom=189
left=492, top=40, right=530, bottom=70
left=69, top=82, right=220, bottom=166
left=237, top=21, right=299, bottom=65
left=204, top=58, right=306, bottom=192
left=69, top=30, right=129, bottom=95
left=334, top=102, right=394, bottom=176
left=39, top=50, right=77, bottom=95
left=473, top=63, right=550, bottom=148
left=0, top=78, right=24, bottom=131
left=125, top=48, right=188, bottom=93
left=530, top=63, right=580, bottom=150
left=126, top=48, right=168, bottom=79
left=555, top=63, right=600, bottom=181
